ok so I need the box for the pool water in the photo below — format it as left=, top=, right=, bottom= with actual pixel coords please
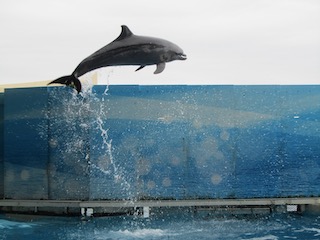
left=1, top=212, right=320, bottom=240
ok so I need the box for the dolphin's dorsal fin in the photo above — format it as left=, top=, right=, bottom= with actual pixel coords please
left=154, top=62, right=166, bottom=74
left=114, top=25, right=133, bottom=41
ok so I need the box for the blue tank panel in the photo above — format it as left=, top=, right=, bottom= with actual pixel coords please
left=2, top=85, right=320, bottom=200
left=90, top=85, right=320, bottom=200
left=47, top=88, right=90, bottom=200
left=0, top=93, right=4, bottom=198
left=3, top=88, right=49, bottom=199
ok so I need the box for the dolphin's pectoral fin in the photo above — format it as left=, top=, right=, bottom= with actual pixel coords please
left=135, top=65, right=145, bottom=72
left=154, top=62, right=166, bottom=74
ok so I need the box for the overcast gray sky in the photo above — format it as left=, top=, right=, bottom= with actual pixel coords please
left=1, top=0, right=320, bottom=86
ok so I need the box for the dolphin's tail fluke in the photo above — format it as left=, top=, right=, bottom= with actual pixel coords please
left=48, top=75, right=82, bottom=93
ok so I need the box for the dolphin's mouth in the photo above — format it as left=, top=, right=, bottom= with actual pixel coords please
left=178, top=53, right=187, bottom=60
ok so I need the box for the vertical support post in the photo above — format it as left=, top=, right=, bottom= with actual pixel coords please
left=143, top=206, right=150, bottom=218
left=81, top=207, right=86, bottom=216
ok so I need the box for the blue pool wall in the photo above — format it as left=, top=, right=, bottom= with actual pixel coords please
left=0, top=93, right=3, bottom=198
left=1, top=85, right=320, bottom=200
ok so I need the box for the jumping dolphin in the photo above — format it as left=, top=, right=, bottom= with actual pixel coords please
left=48, top=25, right=187, bottom=93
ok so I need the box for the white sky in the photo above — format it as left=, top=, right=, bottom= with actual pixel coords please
left=1, top=0, right=320, bottom=85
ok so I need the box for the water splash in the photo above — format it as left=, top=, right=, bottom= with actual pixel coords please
left=94, top=113, right=132, bottom=196
left=45, top=85, right=133, bottom=199
left=0, top=219, right=36, bottom=229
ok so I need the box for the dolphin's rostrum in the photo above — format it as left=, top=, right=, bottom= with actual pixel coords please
left=48, top=25, right=187, bottom=93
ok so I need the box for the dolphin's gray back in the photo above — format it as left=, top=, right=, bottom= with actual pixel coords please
left=72, top=34, right=183, bottom=78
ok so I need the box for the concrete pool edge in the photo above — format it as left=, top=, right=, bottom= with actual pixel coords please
left=1, top=197, right=319, bottom=217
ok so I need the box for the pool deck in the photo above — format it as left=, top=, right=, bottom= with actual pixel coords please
left=1, top=197, right=319, bottom=208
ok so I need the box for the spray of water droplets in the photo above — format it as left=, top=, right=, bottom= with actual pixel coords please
left=39, top=84, right=133, bottom=200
